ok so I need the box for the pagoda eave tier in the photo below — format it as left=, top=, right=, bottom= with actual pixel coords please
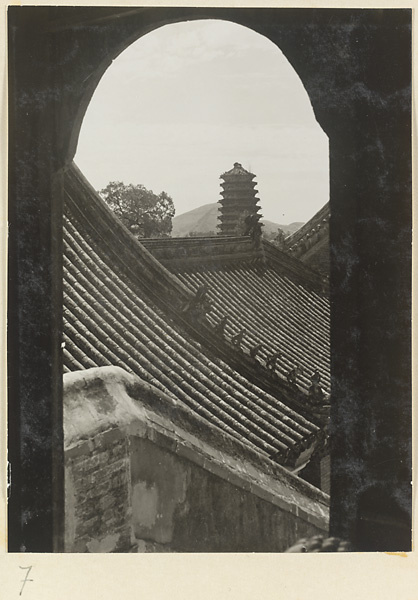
left=217, top=216, right=263, bottom=224
left=221, top=190, right=258, bottom=197
left=221, top=181, right=257, bottom=188
left=219, top=196, right=260, bottom=203
left=221, top=181, right=255, bottom=189
left=217, top=208, right=262, bottom=216
left=220, top=191, right=259, bottom=197
left=221, top=175, right=255, bottom=182
left=221, top=184, right=258, bottom=190
left=219, top=196, right=259, bottom=206
left=218, top=203, right=261, bottom=211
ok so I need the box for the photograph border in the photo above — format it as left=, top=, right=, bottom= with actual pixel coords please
left=1, top=0, right=417, bottom=597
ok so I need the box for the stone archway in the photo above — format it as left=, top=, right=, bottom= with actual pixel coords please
left=7, top=6, right=411, bottom=551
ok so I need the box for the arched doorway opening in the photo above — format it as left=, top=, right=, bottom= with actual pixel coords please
left=75, top=19, right=329, bottom=229
left=7, top=6, right=411, bottom=553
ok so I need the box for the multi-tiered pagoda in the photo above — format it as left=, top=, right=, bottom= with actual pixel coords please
left=217, top=162, right=262, bottom=236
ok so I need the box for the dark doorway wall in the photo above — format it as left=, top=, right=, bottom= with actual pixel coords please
left=7, top=6, right=411, bottom=552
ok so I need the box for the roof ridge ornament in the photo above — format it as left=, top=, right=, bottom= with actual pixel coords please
left=181, top=284, right=213, bottom=325
left=231, top=328, right=246, bottom=349
left=308, top=369, right=325, bottom=405
left=286, top=365, right=304, bottom=385
left=214, top=315, right=228, bottom=336
left=243, top=213, right=263, bottom=247
left=250, top=343, right=263, bottom=360
left=266, top=351, right=282, bottom=371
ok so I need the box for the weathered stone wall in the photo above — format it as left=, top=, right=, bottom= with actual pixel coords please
left=64, top=367, right=329, bottom=552
left=65, top=430, right=132, bottom=552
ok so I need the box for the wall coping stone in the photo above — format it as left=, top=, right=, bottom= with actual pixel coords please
left=64, top=366, right=329, bottom=529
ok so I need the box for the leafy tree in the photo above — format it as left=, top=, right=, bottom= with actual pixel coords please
left=99, top=181, right=175, bottom=239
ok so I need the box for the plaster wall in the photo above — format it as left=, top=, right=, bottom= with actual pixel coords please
left=64, top=367, right=329, bottom=552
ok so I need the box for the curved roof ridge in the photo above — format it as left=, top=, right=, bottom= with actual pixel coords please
left=262, top=238, right=327, bottom=292
left=141, top=235, right=263, bottom=270
left=284, top=202, right=330, bottom=251
left=140, top=233, right=327, bottom=293
left=64, top=162, right=196, bottom=313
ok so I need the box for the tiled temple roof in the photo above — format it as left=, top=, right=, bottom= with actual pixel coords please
left=63, top=163, right=324, bottom=468
left=282, top=203, right=330, bottom=277
left=284, top=202, right=330, bottom=253
left=176, top=267, right=330, bottom=394
left=220, top=162, right=256, bottom=180
left=141, top=238, right=330, bottom=399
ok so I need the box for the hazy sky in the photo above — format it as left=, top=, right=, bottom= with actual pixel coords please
left=75, top=20, right=329, bottom=224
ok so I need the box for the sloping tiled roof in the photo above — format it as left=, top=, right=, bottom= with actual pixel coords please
left=141, top=238, right=330, bottom=398
left=63, top=163, right=322, bottom=466
left=283, top=202, right=330, bottom=277
left=177, top=266, right=330, bottom=395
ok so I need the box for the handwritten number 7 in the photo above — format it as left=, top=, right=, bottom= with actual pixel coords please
left=19, top=566, right=33, bottom=596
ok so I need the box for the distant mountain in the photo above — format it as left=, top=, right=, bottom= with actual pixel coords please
left=261, top=219, right=304, bottom=238
left=171, top=202, right=303, bottom=238
left=172, top=203, right=219, bottom=237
